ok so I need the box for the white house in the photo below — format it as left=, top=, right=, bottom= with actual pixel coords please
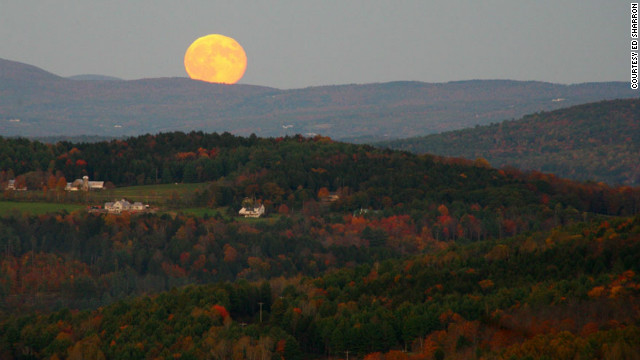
left=104, top=199, right=146, bottom=214
left=239, top=204, right=266, bottom=218
left=105, top=199, right=130, bottom=214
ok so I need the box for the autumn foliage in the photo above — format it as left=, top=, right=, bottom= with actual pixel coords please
left=0, top=132, right=639, bottom=359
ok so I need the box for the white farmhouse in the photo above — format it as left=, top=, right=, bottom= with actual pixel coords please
left=239, top=204, right=265, bottom=218
left=104, top=199, right=146, bottom=214
left=104, top=199, right=131, bottom=214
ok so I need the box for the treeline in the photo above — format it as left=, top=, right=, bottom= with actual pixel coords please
left=380, top=98, right=640, bottom=185
left=1, top=215, right=639, bottom=359
left=0, top=132, right=260, bottom=186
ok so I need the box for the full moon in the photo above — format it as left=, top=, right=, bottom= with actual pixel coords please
left=184, top=34, right=247, bottom=84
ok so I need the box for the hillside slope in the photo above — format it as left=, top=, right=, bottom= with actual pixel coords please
left=0, top=132, right=639, bottom=358
left=381, top=98, right=640, bottom=185
left=1, top=58, right=637, bottom=140
left=1, top=213, right=639, bottom=359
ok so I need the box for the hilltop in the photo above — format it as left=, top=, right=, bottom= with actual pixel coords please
left=1, top=57, right=637, bottom=140
left=67, top=74, right=123, bottom=81
left=380, top=98, right=640, bottom=185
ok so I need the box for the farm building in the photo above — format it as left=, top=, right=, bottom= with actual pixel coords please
left=65, top=176, right=104, bottom=191
left=239, top=204, right=265, bottom=218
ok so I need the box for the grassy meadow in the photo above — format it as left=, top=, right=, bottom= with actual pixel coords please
left=91, top=182, right=210, bottom=204
left=0, top=183, right=256, bottom=218
left=0, top=201, right=84, bottom=216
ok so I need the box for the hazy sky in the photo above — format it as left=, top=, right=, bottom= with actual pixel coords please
left=0, top=0, right=631, bottom=89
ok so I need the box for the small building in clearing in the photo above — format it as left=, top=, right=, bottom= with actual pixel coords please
left=239, top=204, right=265, bottom=218
left=5, top=179, right=27, bottom=191
left=320, top=193, right=340, bottom=203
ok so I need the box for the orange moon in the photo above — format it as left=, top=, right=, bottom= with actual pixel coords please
left=184, top=34, right=247, bottom=84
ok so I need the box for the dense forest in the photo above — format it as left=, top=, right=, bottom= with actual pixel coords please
left=1, top=214, right=639, bottom=359
left=0, top=132, right=639, bottom=359
left=379, top=98, right=640, bottom=186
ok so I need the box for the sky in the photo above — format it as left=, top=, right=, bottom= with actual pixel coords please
left=0, top=0, right=632, bottom=89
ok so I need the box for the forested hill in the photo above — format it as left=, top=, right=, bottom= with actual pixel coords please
left=1, top=132, right=640, bottom=358
left=1, top=57, right=638, bottom=140
left=379, top=98, right=640, bottom=185
left=1, top=131, right=639, bottom=244
left=2, top=212, right=640, bottom=359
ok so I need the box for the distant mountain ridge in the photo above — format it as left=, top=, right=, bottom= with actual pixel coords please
left=380, top=98, right=640, bottom=185
left=1, top=57, right=637, bottom=139
left=67, top=74, right=122, bottom=81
